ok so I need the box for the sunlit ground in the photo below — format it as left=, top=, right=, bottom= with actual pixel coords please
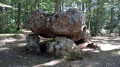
left=33, top=59, right=65, bottom=67
left=0, top=34, right=120, bottom=66
left=92, top=36, right=120, bottom=51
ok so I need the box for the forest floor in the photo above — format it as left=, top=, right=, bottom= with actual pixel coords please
left=0, top=34, right=120, bottom=67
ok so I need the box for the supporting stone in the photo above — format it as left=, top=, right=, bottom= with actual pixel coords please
left=26, top=34, right=41, bottom=54
left=46, top=37, right=80, bottom=57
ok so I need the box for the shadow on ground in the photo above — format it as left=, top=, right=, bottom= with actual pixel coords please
left=0, top=35, right=120, bottom=67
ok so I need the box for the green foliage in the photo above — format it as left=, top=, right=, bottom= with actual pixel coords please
left=0, top=0, right=120, bottom=35
left=0, top=28, right=21, bottom=33
left=68, top=51, right=84, bottom=60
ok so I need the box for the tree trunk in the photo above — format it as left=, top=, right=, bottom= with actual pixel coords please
left=35, top=0, right=39, bottom=9
left=55, top=0, right=60, bottom=12
left=1, top=0, right=4, bottom=31
left=88, top=9, right=91, bottom=30
left=1, top=8, right=4, bottom=31
left=25, top=0, right=28, bottom=16
left=11, top=4, right=14, bottom=19
left=95, top=0, right=99, bottom=35
left=61, top=1, right=64, bottom=12
left=38, top=0, right=39, bottom=9
left=110, top=3, right=114, bottom=33
left=88, top=0, right=91, bottom=30
left=14, top=3, right=17, bottom=29
left=7, top=9, right=9, bottom=27
left=17, top=2, right=21, bottom=31
left=82, top=3, right=84, bottom=12
left=119, top=25, right=120, bottom=36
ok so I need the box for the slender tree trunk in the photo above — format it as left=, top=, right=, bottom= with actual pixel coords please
left=25, top=0, right=28, bottom=17
left=61, top=1, right=64, bottom=12
left=88, top=0, right=91, bottom=30
left=38, top=0, right=39, bottom=9
left=119, top=25, right=120, bottom=36
left=15, top=3, right=17, bottom=29
left=110, top=3, right=114, bottom=33
left=11, top=4, right=14, bottom=19
left=88, top=9, right=91, bottom=30
left=55, top=0, right=60, bottom=12
left=95, top=0, right=99, bottom=35
left=1, top=0, right=4, bottom=31
left=82, top=3, right=84, bottom=12
left=35, top=0, right=39, bottom=9
left=7, top=9, right=9, bottom=27
left=39, top=0, right=41, bottom=9
left=17, top=2, right=21, bottom=31
left=1, top=8, right=4, bottom=31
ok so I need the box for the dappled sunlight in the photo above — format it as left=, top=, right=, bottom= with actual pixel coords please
left=18, top=43, right=26, bottom=47
left=0, top=3, right=12, bottom=8
left=111, top=51, right=120, bottom=56
left=82, top=48, right=100, bottom=52
left=86, top=62, right=100, bottom=67
left=0, top=34, right=13, bottom=36
left=22, top=30, right=34, bottom=34
left=1, top=38, right=17, bottom=43
left=91, top=36, right=120, bottom=51
left=0, top=47, right=9, bottom=51
left=99, top=44, right=120, bottom=51
left=33, top=59, right=65, bottom=67
left=92, top=36, right=109, bottom=40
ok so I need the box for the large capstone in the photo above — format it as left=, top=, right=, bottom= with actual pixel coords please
left=24, top=8, right=88, bottom=42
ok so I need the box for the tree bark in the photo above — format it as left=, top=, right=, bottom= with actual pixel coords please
left=11, top=4, right=14, bottom=19
left=82, top=3, right=84, bottom=12
left=0, top=0, right=4, bottom=31
left=1, top=8, right=4, bottom=31
left=35, top=0, right=39, bottom=9
left=38, top=0, right=39, bottom=9
left=55, top=0, right=60, bottom=12
left=95, top=0, right=99, bottom=35
left=14, top=3, right=17, bottom=29
left=17, top=2, right=21, bottom=31
left=110, top=2, right=114, bottom=33
left=119, top=25, right=120, bottom=36
left=61, top=1, right=64, bottom=12
left=88, top=10, right=91, bottom=30
left=25, top=0, right=28, bottom=16
left=88, top=0, right=91, bottom=30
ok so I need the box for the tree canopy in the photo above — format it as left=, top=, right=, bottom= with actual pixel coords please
left=0, top=0, right=120, bottom=35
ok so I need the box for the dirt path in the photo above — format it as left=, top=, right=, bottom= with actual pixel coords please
left=0, top=34, right=120, bottom=67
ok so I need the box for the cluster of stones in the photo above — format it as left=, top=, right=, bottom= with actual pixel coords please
left=26, top=34, right=81, bottom=57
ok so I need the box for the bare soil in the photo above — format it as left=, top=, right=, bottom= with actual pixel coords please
left=0, top=34, right=120, bottom=67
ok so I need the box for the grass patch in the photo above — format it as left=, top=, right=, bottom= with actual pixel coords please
left=67, top=51, right=86, bottom=61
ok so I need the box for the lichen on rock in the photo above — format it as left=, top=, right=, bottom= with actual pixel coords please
left=46, top=37, right=80, bottom=57
left=26, top=34, right=41, bottom=54
left=24, top=8, right=88, bottom=42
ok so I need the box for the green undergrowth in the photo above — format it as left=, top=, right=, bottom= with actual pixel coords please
left=67, top=51, right=87, bottom=61
left=0, top=28, right=22, bottom=33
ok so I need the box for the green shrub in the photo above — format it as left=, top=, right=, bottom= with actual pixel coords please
left=0, top=28, right=21, bottom=33
left=68, top=51, right=84, bottom=60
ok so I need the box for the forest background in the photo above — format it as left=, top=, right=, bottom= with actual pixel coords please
left=0, top=0, right=120, bottom=36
